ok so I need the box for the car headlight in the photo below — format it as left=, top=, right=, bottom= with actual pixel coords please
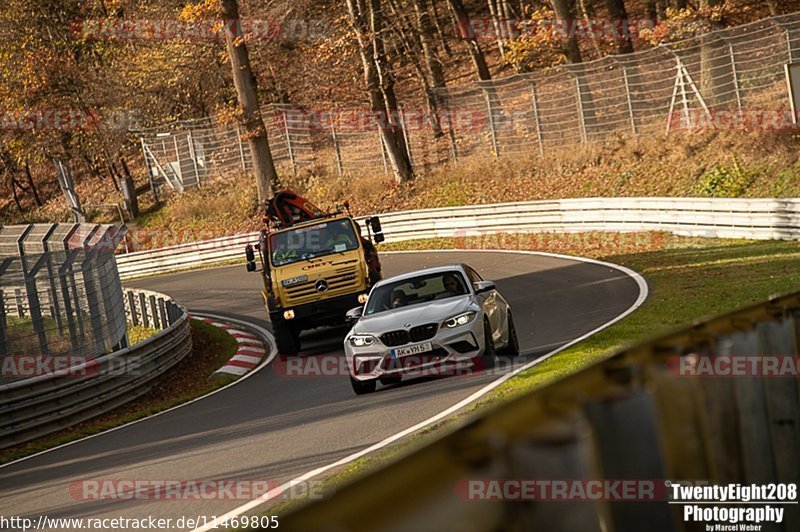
left=443, top=311, right=477, bottom=328
left=349, top=334, right=377, bottom=347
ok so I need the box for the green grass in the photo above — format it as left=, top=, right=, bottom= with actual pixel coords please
left=0, top=319, right=240, bottom=464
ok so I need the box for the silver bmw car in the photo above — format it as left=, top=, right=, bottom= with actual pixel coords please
left=344, top=264, right=520, bottom=395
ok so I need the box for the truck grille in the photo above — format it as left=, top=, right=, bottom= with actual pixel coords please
left=283, top=264, right=360, bottom=305
left=381, top=323, right=438, bottom=347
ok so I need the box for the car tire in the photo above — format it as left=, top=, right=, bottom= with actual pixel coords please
left=482, top=318, right=497, bottom=368
left=379, top=375, right=402, bottom=386
left=351, top=376, right=377, bottom=395
left=498, top=311, right=520, bottom=357
left=274, top=321, right=299, bottom=356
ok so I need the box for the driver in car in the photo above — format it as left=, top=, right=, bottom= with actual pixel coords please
left=440, top=272, right=465, bottom=297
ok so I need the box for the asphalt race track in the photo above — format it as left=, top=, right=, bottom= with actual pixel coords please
left=0, top=250, right=644, bottom=529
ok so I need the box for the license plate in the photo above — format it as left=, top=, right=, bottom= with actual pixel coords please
left=391, top=342, right=433, bottom=358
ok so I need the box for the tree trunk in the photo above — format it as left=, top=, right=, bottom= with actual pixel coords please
left=430, top=0, right=453, bottom=57
left=605, top=0, right=634, bottom=55
left=23, top=161, right=42, bottom=207
left=412, top=0, right=447, bottom=137
left=346, top=0, right=413, bottom=182
left=699, top=0, right=730, bottom=108
left=551, top=0, right=583, bottom=64
left=219, top=0, right=279, bottom=201
left=447, top=0, right=491, bottom=80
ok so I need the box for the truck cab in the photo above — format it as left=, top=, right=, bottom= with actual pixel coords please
left=245, top=191, right=383, bottom=355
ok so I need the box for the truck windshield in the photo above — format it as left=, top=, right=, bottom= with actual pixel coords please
left=270, top=219, right=359, bottom=266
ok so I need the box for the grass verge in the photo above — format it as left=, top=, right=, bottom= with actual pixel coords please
left=0, top=319, right=239, bottom=465
left=260, top=232, right=800, bottom=516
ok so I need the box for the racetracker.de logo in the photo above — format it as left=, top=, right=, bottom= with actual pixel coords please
left=455, top=479, right=668, bottom=501
left=70, top=479, right=324, bottom=501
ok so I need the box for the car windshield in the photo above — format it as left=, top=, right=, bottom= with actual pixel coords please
left=270, top=219, right=359, bottom=266
left=364, top=271, right=469, bottom=316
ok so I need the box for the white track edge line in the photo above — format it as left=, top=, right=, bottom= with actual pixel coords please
left=191, top=249, right=649, bottom=530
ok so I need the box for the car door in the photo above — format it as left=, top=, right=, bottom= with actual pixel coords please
left=466, top=266, right=503, bottom=342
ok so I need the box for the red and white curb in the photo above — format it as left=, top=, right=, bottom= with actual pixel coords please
left=191, top=315, right=267, bottom=376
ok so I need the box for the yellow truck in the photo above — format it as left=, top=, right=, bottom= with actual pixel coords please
left=245, top=190, right=384, bottom=355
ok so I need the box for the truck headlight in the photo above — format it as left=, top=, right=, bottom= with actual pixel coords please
left=349, top=334, right=377, bottom=347
left=444, top=311, right=476, bottom=328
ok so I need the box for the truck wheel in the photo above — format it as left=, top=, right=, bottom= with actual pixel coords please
left=351, top=376, right=377, bottom=395
left=274, top=321, right=299, bottom=356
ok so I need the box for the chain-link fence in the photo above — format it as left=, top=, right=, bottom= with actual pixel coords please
left=0, top=224, right=128, bottom=383
left=139, top=12, right=800, bottom=190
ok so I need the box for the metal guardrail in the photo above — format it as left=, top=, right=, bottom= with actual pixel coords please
left=115, top=197, right=800, bottom=280
left=279, top=291, right=800, bottom=532
left=0, top=288, right=191, bottom=450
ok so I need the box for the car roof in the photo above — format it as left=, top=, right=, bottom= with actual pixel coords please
left=373, top=264, right=468, bottom=289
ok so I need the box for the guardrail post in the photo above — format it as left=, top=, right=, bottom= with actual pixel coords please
left=14, top=288, right=23, bottom=318
left=378, top=129, right=388, bottom=173
left=139, top=292, right=149, bottom=328
left=128, top=291, right=139, bottom=326
left=158, top=298, right=168, bottom=329
left=585, top=392, right=672, bottom=530
left=149, top=295, right=160, bottom=330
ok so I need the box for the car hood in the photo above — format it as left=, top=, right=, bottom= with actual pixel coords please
left=354, top=296, right=473, bottom=334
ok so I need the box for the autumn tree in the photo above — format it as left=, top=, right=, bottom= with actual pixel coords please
left=345, top=0, right=413, bottom=182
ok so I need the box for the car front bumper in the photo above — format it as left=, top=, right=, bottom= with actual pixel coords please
left=346, top=320, right=486, bottom=381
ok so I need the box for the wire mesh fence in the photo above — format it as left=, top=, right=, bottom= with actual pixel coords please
left=139, top=11, right=800, bottom=191
left=0, top=224, right=128, bottom=383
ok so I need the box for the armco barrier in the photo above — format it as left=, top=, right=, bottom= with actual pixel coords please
left=278, top=291, right=800, bottom=532
left=115, top=197, right=800, bottom=280
left=0, top=288, right=191, bottom=450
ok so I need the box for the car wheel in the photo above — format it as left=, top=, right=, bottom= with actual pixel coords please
left=350, top=376, right=377, bottom=395
left=499, top=311, right=520, bottom=357
left=482, top=318, right=497, bottom=368
left=274, top=321, right=299, bottom=356
left=379, top=375, right=402, bottom=386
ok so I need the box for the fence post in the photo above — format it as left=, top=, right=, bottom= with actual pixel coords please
left=529, top=80, right=544, bottom=155
left=0, top=288, right=6, bottom=357
left=283, top=112, right=297, bottom=175
left=140, top=138, right=160, bottom=204
left=483, top=88, right=499, bottom=158
left=236, top=126, right=247, bottom=171
left=725, top=40, right=742, bottom=111
left=621, top=65, right=638, bottom=135
left=573, top=76, right=588, bottom=144
left=330, top=120, right=344, bottom=175
left=128, top=291, right=139, bottom=327
left=399, top=108, right=414, bottom=169
left=378, top=129, right=388, bottom=173
left=187, top=130, right=201, bottom=187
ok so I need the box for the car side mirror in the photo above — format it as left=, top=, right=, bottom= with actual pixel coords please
left=369, top=217, right=385, bottom=243
left=346, top=306, right=364, bottom=322
left=246, top=261, right=257, bottom=272
left=473, top=280, right=496, bottom=294
left=245, top=244, right=255, bottom=262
